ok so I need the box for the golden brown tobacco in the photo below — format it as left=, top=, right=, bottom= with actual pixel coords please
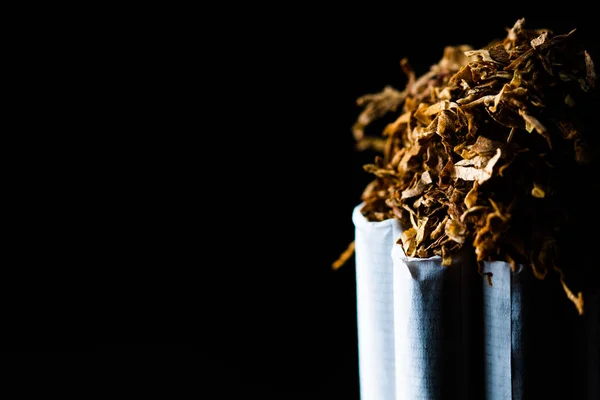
left=340, top=18, right=599, bottom=315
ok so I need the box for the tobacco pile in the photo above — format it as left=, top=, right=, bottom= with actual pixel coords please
left=343, top=18, right=599, bottom=315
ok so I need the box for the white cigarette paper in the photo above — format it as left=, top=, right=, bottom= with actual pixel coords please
left=482, top=261, right=599, bottom=399
left=353, top=203, right=402, bottom=400
left=481, top=261, right=525, bottom=400
left=392, top=243, right=470, bottom=400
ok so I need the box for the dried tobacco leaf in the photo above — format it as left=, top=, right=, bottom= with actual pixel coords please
left=349, top=18, right=600, bottom=315
left=332, top=241, right=355, bottom=271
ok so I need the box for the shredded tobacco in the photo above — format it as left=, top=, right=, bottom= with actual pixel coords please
left=332, top=241, right=355, bottom=271
left=335, top=18, right=600, bottom=315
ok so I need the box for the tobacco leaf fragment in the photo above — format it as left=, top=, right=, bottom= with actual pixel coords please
left=332, top=241, right=355, bottom=271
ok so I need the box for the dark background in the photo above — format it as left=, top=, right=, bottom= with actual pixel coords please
left=7, top=5, right=597, bottom=398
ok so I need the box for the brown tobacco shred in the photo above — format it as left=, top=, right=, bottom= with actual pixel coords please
left=332, top=241, right=355, bottom=271
left=343, top=18, right=599, bottom=315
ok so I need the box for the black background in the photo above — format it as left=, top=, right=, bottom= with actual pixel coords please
left=8, top=5, right=598, bottom=398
